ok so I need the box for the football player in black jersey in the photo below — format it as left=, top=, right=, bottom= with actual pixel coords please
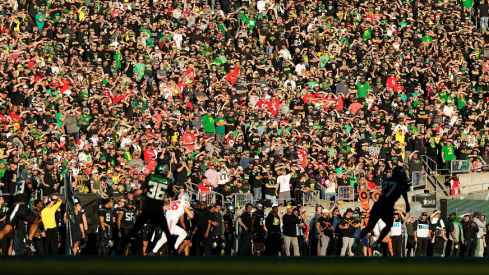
left=359, top=166, right=410, bottom=250
left=117, top=199, right=136, bottom=254
left=252, top=202, right=265, bottom=255
left=0, top=178, right=40, bottom=253
left=98, top=198, right=115, bottom=255
left=118, top=163, right=175, bottom=255
left=223, top=205, right=236, bottom=256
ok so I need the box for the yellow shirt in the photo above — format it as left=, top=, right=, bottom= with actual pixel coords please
left=41, top=201, right=62, bottom=229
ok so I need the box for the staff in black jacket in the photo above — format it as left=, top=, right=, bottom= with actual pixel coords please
left=462, top=215, right=479, bottom=257
left=237, top=203, right=253, bottom=256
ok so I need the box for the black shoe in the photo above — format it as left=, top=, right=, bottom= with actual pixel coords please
left=25, top=240, right=37, bottom=253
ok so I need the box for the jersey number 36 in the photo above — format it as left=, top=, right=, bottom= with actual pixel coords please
left=147, top=181, right=168, bottom=200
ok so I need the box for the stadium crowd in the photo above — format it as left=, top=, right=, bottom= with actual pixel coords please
left=0, top=0, right=489, bottom=257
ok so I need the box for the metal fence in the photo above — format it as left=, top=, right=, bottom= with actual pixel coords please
left=197, top=191, right=225, bottom=206
left=234, top=193, right=253, bottom=209
left=337, top=186, right=354, bottom=202
left=303, top=191, right=320, bottom=206
left=411, top=171, right=427, bottom=189
left=451, top=160, right=471, bottom=174
left=198, top=191, right=215, bottom=205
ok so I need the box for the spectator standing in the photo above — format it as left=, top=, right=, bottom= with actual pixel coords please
left=473, top=212, right=486, bottom=257
left=447, top=215, right=464, bottom=257
left=41, top=195, right=62, bottom=255
left=317, top=208, right=333, bottom=256
left=282, top=205, right=302, bottom=256
left=339, top=208, right=359, bottom=256
left=405, top=214, right=415, bottom=257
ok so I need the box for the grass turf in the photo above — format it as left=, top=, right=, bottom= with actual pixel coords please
left=0, top=257, right=487, bottom=274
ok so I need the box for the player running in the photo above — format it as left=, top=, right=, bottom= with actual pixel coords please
left=151, top=192, right=194, bottom=255
left=119, top=163, right=175, bottom=255
left=359, top=166, right=410, bottom=250
left=0, top=178, right=40, bottom=253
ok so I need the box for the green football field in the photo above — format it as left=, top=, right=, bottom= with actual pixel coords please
left=0, top=257, right=487, bottom=274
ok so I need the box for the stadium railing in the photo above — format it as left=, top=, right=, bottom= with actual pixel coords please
left=411, top=171, right=427, bottom=189
left=451, top=160, right=471, bottom=174
left=234, top=193, right=253, bottom=209
left=337, top=186, right=354, bottom=202
left=303, top=191, right=320, bottom=206
left=198, top=191, right=216, bottom=205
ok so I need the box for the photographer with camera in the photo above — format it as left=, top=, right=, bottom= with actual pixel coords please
left=431, top=227, right=448, bottom=257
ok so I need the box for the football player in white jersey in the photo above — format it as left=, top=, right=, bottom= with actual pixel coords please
left=152, top=192, right=194, bottom=255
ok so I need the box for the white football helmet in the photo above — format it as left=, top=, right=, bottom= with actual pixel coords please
left=178, top=192, right=190, bottom=203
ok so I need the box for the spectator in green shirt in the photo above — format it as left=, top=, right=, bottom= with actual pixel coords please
left=202, top=110, right=216, bottom=138
left=245, top=13, right=257, bottom=30
left=356, top=77, right=370, bottom=98
left=215, top=110, right=227, bottom=143
left=441, top=140, right=456, bottom=171
left=133, top=57, right=146, bottom=80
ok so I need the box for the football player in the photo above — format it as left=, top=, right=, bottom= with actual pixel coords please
left=151, top=192, right=194, bottom=255
left=119, top=164, right=175, bottom=255
left=359, top=166, right=410, bottom=250
left=0, top=178, right=40, bottom=253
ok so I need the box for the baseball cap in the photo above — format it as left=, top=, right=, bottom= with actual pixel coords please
left=456, top=214, right=462, bottom=219
left=474, top=212, right=481, bottom=216
left=346, top=208, right=353, bottom=213
left=421, top=212, right=428, bottom=216
left=286, top=205, right=293, bottom=209
left=272, top=203, right=279, bottom=208
left=322, top=209, right=330, bottom=214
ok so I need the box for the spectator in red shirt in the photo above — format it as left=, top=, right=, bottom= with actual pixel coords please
left=182, top=128, right=196, bottom=151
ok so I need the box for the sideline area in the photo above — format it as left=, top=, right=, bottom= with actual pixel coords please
left=0, top=257, right=487, bottom=274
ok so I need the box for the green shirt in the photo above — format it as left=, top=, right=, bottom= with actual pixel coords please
left=245, top=17, right=257, bottom=30
left=215, top=117, right=226, bottom=134
left=356, top=82, right=370, bottom=98
left=441, top=145, right=455, bottom=161
left=55, top=112, right=65, bottom=128
left=134, top=63, right=145, bottom=79
left=202, top=115, right=215, bottom=133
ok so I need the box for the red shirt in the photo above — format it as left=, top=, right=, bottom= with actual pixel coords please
left=225, top=66, right=240, bottom=85
left=198, top=182, right=212, bottom=193
left=255, top=100, right=269, bottom=109
left=267, top=99, right=281, bottom=115
left=182, top=133, right=196, bottom=150
left=386, top=76, right=399, bottom=91
left=143, top=148, right=155, bottom=163
left=367, top=181, right=377, bottom=190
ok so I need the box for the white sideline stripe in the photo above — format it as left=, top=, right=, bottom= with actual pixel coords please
left=9, top=204, right=20, bottom=222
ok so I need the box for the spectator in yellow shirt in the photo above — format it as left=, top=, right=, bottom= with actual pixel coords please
left=41, top=195, right=62, bottom=255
